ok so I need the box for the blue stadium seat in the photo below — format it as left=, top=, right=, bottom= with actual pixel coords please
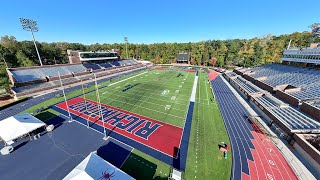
left=10, top=69, right=45, bottom=82
left=83, top=63, right=101, bottom=70
left=109, top=60, right=121, bottom=67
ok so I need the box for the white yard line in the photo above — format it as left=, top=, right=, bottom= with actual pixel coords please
left=130, top=71, right=179, bottom=112
left=100, top=92, right=187, bottom=112
left=104, top=96, right=185, bottom=120
left=103, top=88, right=190, bottom=107
left=108, top=71, right=148, bottom=87
left=204, top=75, right=210, bottom=105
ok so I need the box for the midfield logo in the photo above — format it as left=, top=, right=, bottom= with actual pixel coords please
left=69, top=101, right=162, bottom=140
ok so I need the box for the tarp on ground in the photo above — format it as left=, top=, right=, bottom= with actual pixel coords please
left=0, top=114, right=46, bottom=144
left=63, top=152, right=135, bottom=180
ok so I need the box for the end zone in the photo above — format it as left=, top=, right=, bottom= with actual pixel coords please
left=54, top=97, right=183, bottom=158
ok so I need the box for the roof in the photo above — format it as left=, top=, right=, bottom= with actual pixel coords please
left=0, top=114, right=46, bottom=143
left=63, top=152, right=135, bottom=180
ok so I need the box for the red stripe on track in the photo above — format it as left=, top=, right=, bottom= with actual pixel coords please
left=56, top=97, right=183, bottom=157
left=248, top=122, right=298, bottom=180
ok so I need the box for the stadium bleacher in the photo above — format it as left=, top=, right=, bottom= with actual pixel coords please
left=109, top=60, right=121, bottom=66
left=64, top=64, right=87, bottom=73
left=10, top=63, right=144, bottom=96
left=98, top=63, right=113, bottom=68
left=232, top=76, right=262, bottom=94
left=234, top=64, right=320, bottom=118
left=225, top=67, right=320, bottom=133
left=40, top=66, right=71, bottom=77
left=239, top=64, right=320, bottom=96
left=10, top=69, right=46, bottom=82
left=9, top=64, right=88, bottom=83
left=288, top=83, right=320, bottom=101
left=82, top=63, right=101, bottom=70
left=254, top=95, right=320, bottom=131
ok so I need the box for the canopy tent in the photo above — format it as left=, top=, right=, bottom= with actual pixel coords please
left=0, top=114, right=46, bottom=145
left=63, top=152, right=135, bottom=180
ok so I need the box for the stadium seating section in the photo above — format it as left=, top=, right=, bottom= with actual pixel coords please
left=224, top=69, right=320, bottom=134
left=9, top=60, right=144, bottom=96
left=10, top=64, right=87, bottom=83
left=236, top=64, right=320, bottom=101
left=233, top=64, right=320, bottom=122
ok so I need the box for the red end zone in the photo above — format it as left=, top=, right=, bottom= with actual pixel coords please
left=55, top=97, right=183, bottom=157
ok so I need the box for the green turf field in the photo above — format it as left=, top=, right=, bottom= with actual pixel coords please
left=184, top=71, right=232, bottom=180
left=22, top=68, right=231, bottom=180
left=84, top=68, right=194, bottom=127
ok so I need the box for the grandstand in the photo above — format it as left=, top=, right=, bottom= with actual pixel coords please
left=224, top=71, right=320, bottom=135
left=233, top=63, right=320, bottom=122
left=6, top=54, right=144, bottom=97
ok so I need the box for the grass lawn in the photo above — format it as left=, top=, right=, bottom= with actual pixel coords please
left=184, top=71, right=232, bottom=179
left=20, top=68, right=231, bottom=179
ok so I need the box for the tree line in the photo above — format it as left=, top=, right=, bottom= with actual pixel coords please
left=0, top=27, right=319, bottom=90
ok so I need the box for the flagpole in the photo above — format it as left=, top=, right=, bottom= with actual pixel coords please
left=81, top=79, right=89, bottom=128
left=58, top=71, right=72, bottom=122
left=94, top=74, right=107, bottom=140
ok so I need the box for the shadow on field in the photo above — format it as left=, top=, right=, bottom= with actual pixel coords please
left=121, top=153, right=158, bottom=180
left=44, top=114, right=66, bottom=129
left=153, top=176, right=170, bottom=180
left=35, top=111, right=57, bottom=121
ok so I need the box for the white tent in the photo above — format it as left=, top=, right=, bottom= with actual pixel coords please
left=0, top=114, right=46, bottom=145
left=64, top=152, right=135, bottom=180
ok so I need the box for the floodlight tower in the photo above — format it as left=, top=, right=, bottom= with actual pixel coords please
left=19, top=17, right=43, bottom=66
left=124, top=37, right=128, bottom=59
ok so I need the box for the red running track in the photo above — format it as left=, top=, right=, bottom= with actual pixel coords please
left=242, top=122, right=297, bottom=180
left=209, top=72, right=297, bottom=180
left=55, top=97, right=183, bottom=157
left=208, top=70, right=219, bottom=81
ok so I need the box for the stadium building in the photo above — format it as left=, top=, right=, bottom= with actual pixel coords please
left=176, top=52, right=190, bottom=64
left=282, top=43, right=320, bottom=67
left=67, top=50, right=120, bottom=64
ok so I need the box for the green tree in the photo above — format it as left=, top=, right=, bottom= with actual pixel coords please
left=16, top=50, right=34, bottom=67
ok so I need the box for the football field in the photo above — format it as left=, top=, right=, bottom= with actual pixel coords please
left=22, top=68, right=231, bottom=179
left=84, top=68, right=195, bottom=128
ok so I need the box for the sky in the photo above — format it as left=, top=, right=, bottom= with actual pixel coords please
left=0, top=0, right=319, bottom=44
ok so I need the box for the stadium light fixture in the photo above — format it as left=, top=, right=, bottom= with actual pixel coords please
left=124, top=37, right=128, bottom=59
left=19, top=17, right=43, bottom=66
